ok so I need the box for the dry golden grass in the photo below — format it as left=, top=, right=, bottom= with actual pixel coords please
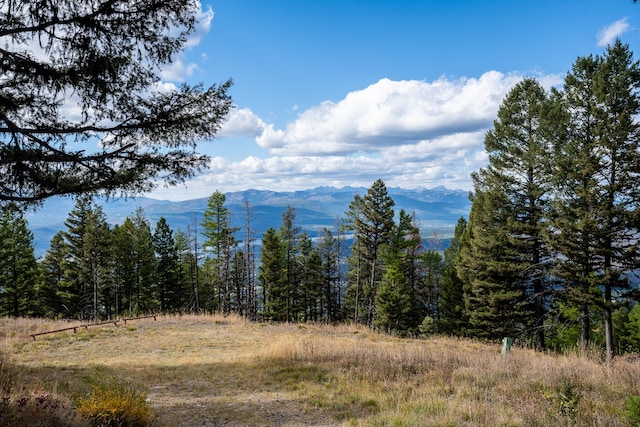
left=2, top=314, right=639, bottom=426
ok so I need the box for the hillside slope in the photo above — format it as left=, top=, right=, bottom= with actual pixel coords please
left=2, top=315, right=638, bottom=426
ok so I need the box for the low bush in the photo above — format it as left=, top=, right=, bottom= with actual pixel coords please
left=76, top=377, right=153, bottom=427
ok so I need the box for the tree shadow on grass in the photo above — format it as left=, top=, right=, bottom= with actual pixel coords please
left=13, top=360, right=352, bottom=427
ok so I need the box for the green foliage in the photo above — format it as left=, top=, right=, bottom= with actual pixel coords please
left=0, top=0, right=232, bottom=205
left=260, top=227, right=287, bottom=321
left=542, top=380, right=582, bottom=420
left=625, top=395, right=640, bottom=426
left=152, top=217, right=182, bottom=313
left=549, top=40, right=640, bottom=359
left=438, top=217, right=468, bottom=336
left=0, top=208, right=40, bottom=317
left=201, top=191, right=240, bottom=314
left=418, top=316, right=435, bottom=336
left=344, top=180, right=395, bottom=327
left=615, top=304, right=640, bottom=354
left=76, top=377, right=153, bottom=427
left=458, top=78, right=556, bottom=346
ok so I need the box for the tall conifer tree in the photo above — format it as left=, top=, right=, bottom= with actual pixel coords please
left=345, top=179, right=395, bottom=327
left=153, top=217, right=181, bottom=313
left=549, top=40, right=640, bottom=359
left=438, top=217, right=468, bottom=336
left=0, top=208, right=39, bottom=316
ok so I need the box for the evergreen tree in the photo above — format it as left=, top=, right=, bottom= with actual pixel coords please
left=344, top=180, right=395, bottom=327
left=278, top=206, right=308, bottom=321
left=1, top=0, right=232, bottom=205
left=316, top=227, right=343, bottom=322
left=82, top=206, right=112, bottom=320
left=458, top=188, right=528, bottom=340
left=112, top=219, right=137, bottom=315
left=62, top=196, right=95, bottom=319
left=343, top=195, right=367, bottom=324
left=301, top=247, right=324, bottom=321
left=40, top=231, right=71, bottom=317
left=375, top=261, right=413, bottom=335
left=260, top=227, right=287, bottom=321
left=420, top=250, right=443, bottom=322
left=375, top=209, right=422, bottom=334
left=152, top=217, right=181, bottom=313
left=129, top=208, right=158, bottom=313
left=173, top=229, right=194, bottom=312
left=0, top=208, right=39, bottom=316
left=438, top=217, right=468, bottom=336
left=549, top=40, right=640, bottom=359
left=238, top=199, right=258, bottom=319
left=458, top=78, right=557, bottom=345
left=201, top=191, right=238, bottom=314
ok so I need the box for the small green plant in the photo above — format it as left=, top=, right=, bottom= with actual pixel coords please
left=543, top=380, right=582, bottom=420
left=76, top=377, right=153, bottom=427
left=419, top=316, right=435, bottom=336
left=625, top=395, right=640, bottom=426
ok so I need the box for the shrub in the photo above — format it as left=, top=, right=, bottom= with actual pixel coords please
left=76, top=377, right=153, bottom=427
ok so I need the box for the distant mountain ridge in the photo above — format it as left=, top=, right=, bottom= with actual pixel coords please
left=25, top=186, right=472, bottom=257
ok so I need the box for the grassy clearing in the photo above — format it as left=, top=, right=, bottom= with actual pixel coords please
left=1, top=315, right=639, bottom=426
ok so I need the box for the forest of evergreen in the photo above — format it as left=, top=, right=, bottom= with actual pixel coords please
left=4, top=40, right=640, bottom=360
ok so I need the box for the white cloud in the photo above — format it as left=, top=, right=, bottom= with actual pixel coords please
left=186, top=3, right=214, bottom=48
left=256, top=71, right=524, bottom=156
left=597, top=18, right=630, bottom=47
left=219, top=108, right=267, bottom=138
left=146, top=72, right=564, bottom=201
left=160, top=2, right=213, bottom=82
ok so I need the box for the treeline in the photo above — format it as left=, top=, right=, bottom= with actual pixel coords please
left=4, top=40, right=640, bottom=359
left=0, top=179, right=447, bottom=333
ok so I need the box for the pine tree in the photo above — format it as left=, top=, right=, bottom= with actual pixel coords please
left=458, top=78, right=557, bottom=345
left=40, top=231, right=71, bottom=317
left=316, top=227, right=343, bottom=322
left=129, top=208, right=157, bottom=314
left=112, top=219, right=138, bottom=315
left=201, top=191, right=239, bottom=314
left=375, top=209, right=422, bottom=334
left=62, top=197, right=95, bottom=319
left=549, top=40, right=640, bottom=359
left=301, top=248, right=324, bottom=321
left=279, top=206, right=308, bottom=321
left=344, top=180, right=395, bottom=327
left=0, top=208, right=39, bottom=316
left=173, top=229, right=193, bottom=312
left=152, top=217, right=181, bottom=313
left=458, top=188, right=529, bottom=340
left=260, top=227, right=286, bottom=321
left=438, top=217, right=468, bottom=336
left=82, top=206, right=112, bottom=320
left=344, top=195, right=367, bottom=324
left=1, top=0, right=232, bottom=205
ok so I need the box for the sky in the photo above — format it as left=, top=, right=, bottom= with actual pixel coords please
left=146, top=0, right=640, bottom=201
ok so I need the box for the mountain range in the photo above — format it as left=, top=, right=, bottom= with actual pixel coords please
left=24, top=186, right=472, bottom=257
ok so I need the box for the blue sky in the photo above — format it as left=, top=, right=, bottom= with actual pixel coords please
left=147, top=0, right=640, bottom=200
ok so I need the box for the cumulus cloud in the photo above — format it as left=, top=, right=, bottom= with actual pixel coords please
left=219, top=108, right=267, bottom=138
left=597, top=18, right=630, bottom=47
left=256, top=71, right=524, bottom=156
left=147, top=71, right=565, bottom=200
